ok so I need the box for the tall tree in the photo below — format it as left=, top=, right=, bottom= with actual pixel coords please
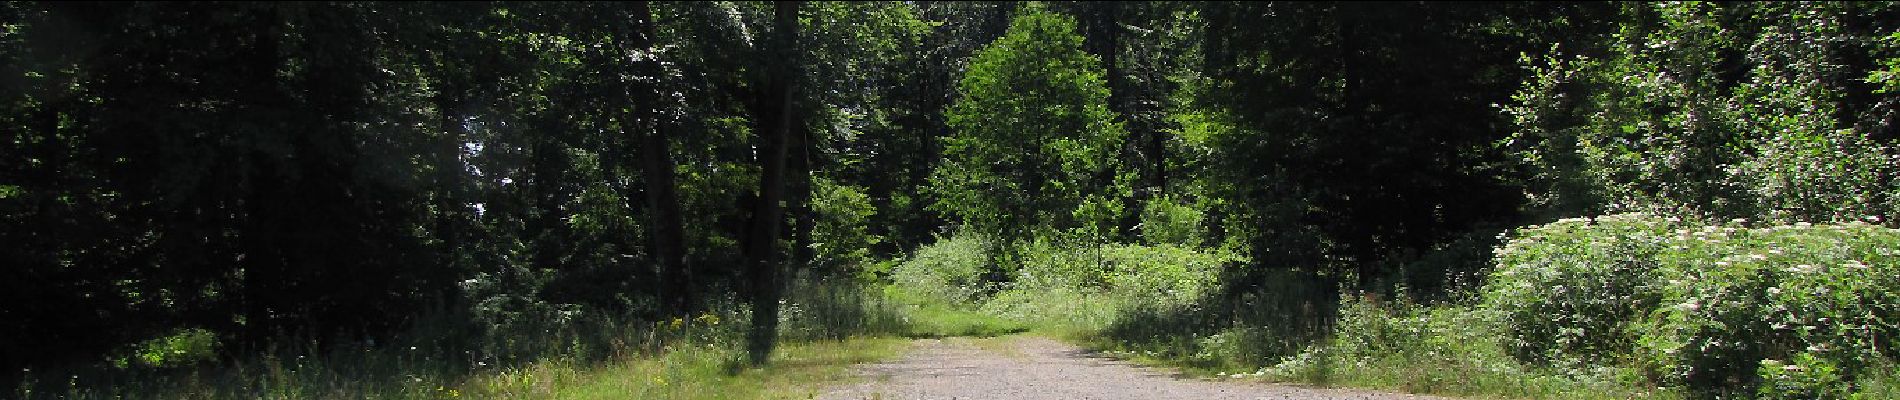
left=931, top=6, right=1126, bottom=246
left=615, top=1, right=693, bottom=316
left=745, top=0, right=802, bottom=365
left=1192, top=2, right=1592, bottom=291
left=1505, top=1, right=1900, bottom=225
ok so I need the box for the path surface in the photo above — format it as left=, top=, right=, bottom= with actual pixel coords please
left=817, top=336, right=1448, bottom=400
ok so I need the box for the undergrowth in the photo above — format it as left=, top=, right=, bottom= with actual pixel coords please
left=886, top=214, right=1900, bottom=400
left=12, top=277, right=910, bottom=400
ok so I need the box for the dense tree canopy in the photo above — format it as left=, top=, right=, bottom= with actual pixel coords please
left=3, top=2, right=1897, bottom=390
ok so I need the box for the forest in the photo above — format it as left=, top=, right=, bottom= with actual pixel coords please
left=3, top=1, right=1899, bottom=399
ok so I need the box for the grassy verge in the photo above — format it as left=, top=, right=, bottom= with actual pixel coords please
left=17, top=324, right=908, bottom=400
left=16, top=278, right=916, bottom=399
left=881, top=215, right=1900, bottom=400
left=467, top=337, right=907, bottom=400
left=879, top=230, right=1699, bottom=400
left=1052, top=301, right=1682, bottom=400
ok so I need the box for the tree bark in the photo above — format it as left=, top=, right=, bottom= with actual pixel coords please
left=240, top=4, right=288, bottom=346
left=746, top=0, right=801, bottom=365
left=787, top=111, right=815, bottom=275
left=616, top=1, right=694, bottom=317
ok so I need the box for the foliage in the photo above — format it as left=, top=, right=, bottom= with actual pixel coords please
left=888, top=232, right=995, bottom=304
left=1486, top=213, right=1900, bottom=397
left=778, top=276, right=908, bottom=341
left=1003, top=236, right=1238, bottom=307
left=1138, top=194, right=1205, bottom=247
left=930, top=5, right=1127, bottom=244
left=113, top=329, right=219, bottom=369
left=13, top=277, right=916, bottom=399
left=1265, top=298, right=1678, bottom=400
left=1192, top=2, right=1578, bottom=287
left=808, top=178, right=881, bottom=274
left=1503, top=2, right=1900, bottom=223
left=7, top=1, right=1900, bottom=398
left=1484, top=214, right=1680, bottom=365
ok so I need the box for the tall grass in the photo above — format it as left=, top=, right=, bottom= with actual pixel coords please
left=884, top=217, right=1900, bottom=399
left=12, top=277, right=911, bottom=399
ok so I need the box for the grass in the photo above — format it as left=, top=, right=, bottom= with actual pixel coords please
left=878, top=220, right=1900, bottom=400
left=16, top=278, right=919, bottom=400
left=898, top=303, right=1028, bottom=339
left=466, top=337, right=907, bottom=400
left=16, top=319, right=911, bottom=400
left=1062, top=310, right=1684, bottom=400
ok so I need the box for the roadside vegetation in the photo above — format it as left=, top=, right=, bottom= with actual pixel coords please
left=13, top=278, right=910, bottom=399
left=8, top=2, right=1900, bottom=400
left=867, top=5, right=1900, bottom=399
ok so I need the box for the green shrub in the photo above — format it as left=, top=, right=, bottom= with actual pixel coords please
left=1485, top=213, right=1900, bottom=396
left=1097, top=243, right=1234, bottom=306
left=980, top=286, right=1115, bottom=334
left=1485, top=214, right=1681, bottom=365
left=888, top=232, right=994, bottom=303
left=1289, top=298, right=1523, bottom=378
left=1851, top=361, right=1900, bottom=400
left=1012, top=236, right=1109, bottom=290
left=1139, top=195, right=1205, bottom=247
left=114, top=328, right=220, bottom=369
left=1262, top=296, right=1676, bottom=399
left=1634, top=220, right=1900, bottom=394
left=1013, top=238, right=1236, bottom=305
left=1758, top=352, right=1848, bottom=400
left=810, top=178, right=882, bottom=274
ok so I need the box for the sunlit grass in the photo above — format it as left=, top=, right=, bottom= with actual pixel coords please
left=467, top=337, right=906, bottom=400
left=898, top=303, right=1028, bottom=339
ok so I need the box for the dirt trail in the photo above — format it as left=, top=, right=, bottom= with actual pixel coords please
left=817, top=336, right=1448, bottom=400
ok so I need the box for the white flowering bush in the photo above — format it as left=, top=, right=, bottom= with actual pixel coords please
left=1486, top=213, right=1900, bottom=397
left=1635, top=219, right=1900, bottom=396
left=1484, top=214, right=1682, bottom=365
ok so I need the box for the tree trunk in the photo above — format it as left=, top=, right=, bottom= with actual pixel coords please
left=616, top=1, right=694, bottom=317
left=787, top=112, right=815, bottom=275
left=240, top=4, right=288, bottom=346
left=432, top=80, right=472, bottom=305
left=746, top=0, right=801, bottom=365
left=1093, top=2, right=1146, bottom=241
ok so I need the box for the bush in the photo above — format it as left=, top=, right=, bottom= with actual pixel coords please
left=1485, top=214, right=1681, bottom=365
left=888, top=232, right=994, bottom=304
left=1097, top=243, right=1235, bottom=306
left=1485, top=213, right=1900, bottom=397
left=1634, top=220, right=1900, bottom=395
left=1139, top=195, right=1205, bottom=247
left=1013, top=237, right=1236, bottom=305
left=112, top=328, right=220, bottom=369
left=1268, top=297, right=1670, bottom=399
left=811, top=178, right=882, bottom=274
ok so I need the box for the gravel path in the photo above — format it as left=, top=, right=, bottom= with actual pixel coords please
left=817, top=336, right=1449, bottom=400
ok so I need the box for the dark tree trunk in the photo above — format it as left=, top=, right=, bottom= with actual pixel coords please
left=1092, top=2, right=1146, bottom=240
left=432, top=82, right=471, bottom=305
left=746, top=0, right=801, bottom=365
left=787, top=112, right=815, bottom=275
left=617, top=1, right=694, bottom=317
left=240, top=5, right=288, bottom=346
left=1202, top=2, right=1232, bottom=80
